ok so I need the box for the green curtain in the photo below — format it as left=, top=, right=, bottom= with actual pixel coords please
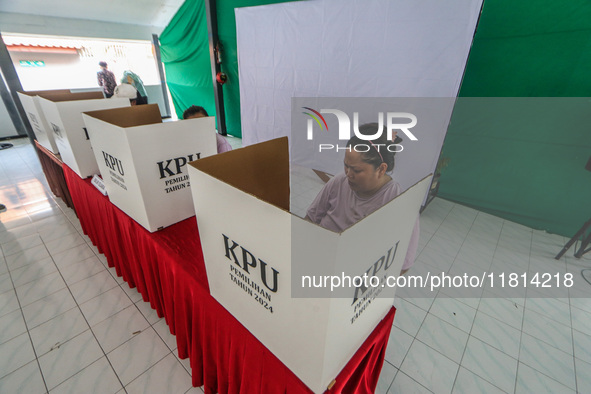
left=439, top=0, right=591, bottom=237
left=160, top=0, right=298, bottom=137
left=160, top=0, right=215, bottom=122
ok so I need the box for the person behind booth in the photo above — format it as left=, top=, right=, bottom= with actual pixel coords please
left=182, top=105, right=232, bottom=154
left=305, top=123, right=420, bottom=275
left=97, top=61, right=117, bottom=98
left=121, top=70, right=148, bottom=104
left=111, top=83, right=146, bottom=105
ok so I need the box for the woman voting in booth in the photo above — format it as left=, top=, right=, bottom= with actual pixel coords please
left=306, top=123, right=420, bottom=275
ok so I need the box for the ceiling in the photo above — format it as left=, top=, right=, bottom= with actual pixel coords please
left=0, top=0, right=185, bottom=28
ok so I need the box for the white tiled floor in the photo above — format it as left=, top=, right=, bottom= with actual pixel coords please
left=376, top=199, right=591, bottom=393
left=0, top=138, right=202, bottom=393
left=1, top=137, right=591, bottom=393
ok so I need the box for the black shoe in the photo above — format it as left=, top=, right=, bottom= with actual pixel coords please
left=0, top=204, right=6, bottom=213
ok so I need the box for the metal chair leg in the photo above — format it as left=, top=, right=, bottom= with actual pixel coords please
left=555, top=218, right=591, bottom=260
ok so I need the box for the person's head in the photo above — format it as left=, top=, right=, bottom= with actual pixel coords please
left=98, top=61, right=108, bottom=69
left=344, top=123, right=402, bottom=197
left=183, top=105, right=208, bottom=120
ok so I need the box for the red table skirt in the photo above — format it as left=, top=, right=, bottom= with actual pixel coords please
left=63, top=165, right=395, bottom=394
left=34, top=141, right=75, bottom=211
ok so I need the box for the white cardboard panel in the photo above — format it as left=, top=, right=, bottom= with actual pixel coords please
left=189, top=139, right=431, bottom=392
left=85, top=114, right=149, bottom=228
left=37, top=97, right=130, bottom=178
left=84, top=110, right=217, bottom=232
left=320, top=181, right=426, bottom=384
left=189, top=167, right=331, bottom=386
left=18, top=92, right=60, bottom=153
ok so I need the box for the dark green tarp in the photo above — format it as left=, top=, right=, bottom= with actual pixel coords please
left=439, top=0, right=591, bottom=237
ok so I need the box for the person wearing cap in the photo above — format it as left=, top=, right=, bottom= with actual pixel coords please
left=97, top=61, right=117, bottom=98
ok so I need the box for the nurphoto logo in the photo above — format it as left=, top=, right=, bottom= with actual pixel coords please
left=302, top=107, right=418, bottom=152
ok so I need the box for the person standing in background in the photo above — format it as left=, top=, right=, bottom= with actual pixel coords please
left=97, top=61, right=117, bottom=98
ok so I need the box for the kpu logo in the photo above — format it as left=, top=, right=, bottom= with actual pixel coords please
left=302, top=107, right=418, bottom=152
left=103, top=151, right=124, bottom=176
left=223, top=234, right=279, bottom=293
left=50, top=123, right=63, bottom=139
left=28, top=112, right=38, bottom=126
left=157, top=153, right=201, bottom=179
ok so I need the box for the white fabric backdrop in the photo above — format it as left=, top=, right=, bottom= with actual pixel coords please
left=236, top=0, right=482, bottom=190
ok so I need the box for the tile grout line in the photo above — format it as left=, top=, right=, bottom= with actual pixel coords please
left=434, top=209, right=505, bottom=393
left=568, top=277, right=579, bottom=394
left=0, top=238, right=51, bottom=394
left=120, top=352, right=173, bottom=392
left=388, top=202, right=458, bottom=393
left=36, top=231, right=130, bottom=394
left=62, top=194, right=198, bottom=389
left=513, top=226, right=533, bottom=394
left=79, top=233, right=189, bottom=390
left=99, top=252, right=196, bottom=389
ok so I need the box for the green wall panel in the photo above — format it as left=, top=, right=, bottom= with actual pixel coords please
left=440, top=96, right=591, bottom=237
left=160, top=0, right=215, bottom=120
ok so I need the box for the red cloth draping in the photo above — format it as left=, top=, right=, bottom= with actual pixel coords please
left=34, top=141, right=76, bottom=211
left=63, top=165, right=395, bottom=394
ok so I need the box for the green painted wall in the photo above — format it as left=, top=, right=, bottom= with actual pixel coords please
left=439, top=0, right=591, bottom=236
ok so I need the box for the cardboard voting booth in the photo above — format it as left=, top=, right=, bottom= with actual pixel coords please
left=17, top=89, right=71, bottom=154
left=37, top=91, right=130, bottom=178
left=188, top=137, right=431, bottom=393
left=82, top=104, right=217, bottom=232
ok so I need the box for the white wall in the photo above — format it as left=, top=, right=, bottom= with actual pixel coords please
left=0, top=100, right=18, bottom=138
left=10, top=51, right=83, bottom=90
left=0, top=12, right=161, bottom=41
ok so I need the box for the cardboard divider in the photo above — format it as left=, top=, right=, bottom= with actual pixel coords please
left=84, top=104, right=163, bottom=128
left=17, top=89, right=80, bottom=154
left=36, top=91, right=104, bottom=101
left=189, top=136, right=431, bottom=393
left=19, top=89, right=72, bottom=98
left=83, top=105, right=217, bottom=232
left=190, top=137, right=290, bottom=212
left=37, top=94, right=131, bottom=178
